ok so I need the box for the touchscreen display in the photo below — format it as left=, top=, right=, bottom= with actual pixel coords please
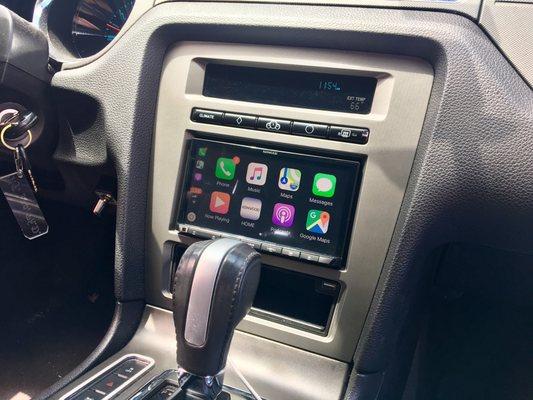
left=176, top=139, right=361, bottom=263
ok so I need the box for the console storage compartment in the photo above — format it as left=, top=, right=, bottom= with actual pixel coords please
left=251, top=265, right=340, bottom=335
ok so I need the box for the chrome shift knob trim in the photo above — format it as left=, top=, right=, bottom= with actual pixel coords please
left=184, top=238, right=243, bottom=347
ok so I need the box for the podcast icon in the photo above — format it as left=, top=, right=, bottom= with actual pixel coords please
left=272, top=203, right=295, bottom=228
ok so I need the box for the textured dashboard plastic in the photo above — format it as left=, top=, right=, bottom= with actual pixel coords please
left=49, top=3, right=532, bottom=398
left=157, top=0, right=482, bottom=18
left=480, top=0, right=533, bottom=86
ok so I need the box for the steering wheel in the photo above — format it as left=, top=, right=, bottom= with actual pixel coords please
left=0, top=5, right=50, bottom=90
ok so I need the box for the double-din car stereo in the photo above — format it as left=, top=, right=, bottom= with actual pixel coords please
left=176, top=138, right=362, bottom=268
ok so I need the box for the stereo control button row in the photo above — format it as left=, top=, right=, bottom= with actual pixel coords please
left=281, top=248, right=301, bottom=258
left=257, top=117, right=291, bottom=134
left=292, top=121, right=328, bottom=138
left=224, top=113, right=257, bottom=129
left=241, top=238, right=262, bottom=250
left=261, top=243, right=283, bottom=254
left=189, top=227, right=220, bottom=240
left=191, top=108, right=369, bottom=145
left=191, top=109, right=224, bottom=124
left=329, top=126, right=370, bottom=144
left=318, top=256, right=335, bottom=265
left=300, top=252, right=319, bottom=263
left=178, top=224, right=338, bottom=267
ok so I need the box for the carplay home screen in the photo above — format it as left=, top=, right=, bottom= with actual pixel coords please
left=177, top=139, right=360, bottom=259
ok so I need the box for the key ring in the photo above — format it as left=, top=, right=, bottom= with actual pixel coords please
left=0, top=123, right=33, bottom=150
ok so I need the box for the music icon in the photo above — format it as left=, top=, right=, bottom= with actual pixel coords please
left=246, top=163, right=268, bottom=186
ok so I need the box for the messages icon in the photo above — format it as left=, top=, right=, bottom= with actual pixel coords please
left=312, top=173, right=336, bottom=198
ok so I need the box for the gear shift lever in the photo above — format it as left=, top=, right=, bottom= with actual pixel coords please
left=172, top=238, right=261, bottom=398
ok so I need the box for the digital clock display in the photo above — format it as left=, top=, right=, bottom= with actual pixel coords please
left=203, top=64, right=377, bottom=114
left=318, top=81, right=342, bottom=91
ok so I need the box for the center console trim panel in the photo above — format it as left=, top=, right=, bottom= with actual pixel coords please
left=53, top=306, right=349, bottom=400
left=146, top=42, right=433, bottom=362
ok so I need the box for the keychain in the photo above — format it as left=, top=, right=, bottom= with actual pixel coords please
left=0, top=115, right=49, bottom=240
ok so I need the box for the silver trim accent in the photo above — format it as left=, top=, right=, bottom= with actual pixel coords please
left=58, top=354, right=155, bottom=400
left=32, top=0, right=52, bottom=49
left=184, top=238, right=240, bottom=346
left=148, top=42, right=433, bottom=360
left=250, top=308, right=325, bottom=332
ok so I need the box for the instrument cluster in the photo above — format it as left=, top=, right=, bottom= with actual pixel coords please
left=33, top=0, right=136, bottom=62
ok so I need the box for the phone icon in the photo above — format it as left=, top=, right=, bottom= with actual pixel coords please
left=278, top=168, right=301, bottom=191
left=215, top=157, right=236, bottom=180
left=246, top=163, right=268, bottom=186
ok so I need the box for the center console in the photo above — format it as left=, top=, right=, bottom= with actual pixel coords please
left=52, top=38, right=434, bottom=400
left=146, top=42, right=433, bottom=363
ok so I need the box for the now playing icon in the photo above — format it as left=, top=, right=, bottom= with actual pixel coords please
left=224, top=113, right=256, bottom=129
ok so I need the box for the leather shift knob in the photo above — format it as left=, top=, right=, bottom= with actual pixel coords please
left=172, top=238, right=261, bottom=377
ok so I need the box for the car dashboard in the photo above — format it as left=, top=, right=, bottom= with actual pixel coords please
left=0, top=0, right=531, bottom=399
